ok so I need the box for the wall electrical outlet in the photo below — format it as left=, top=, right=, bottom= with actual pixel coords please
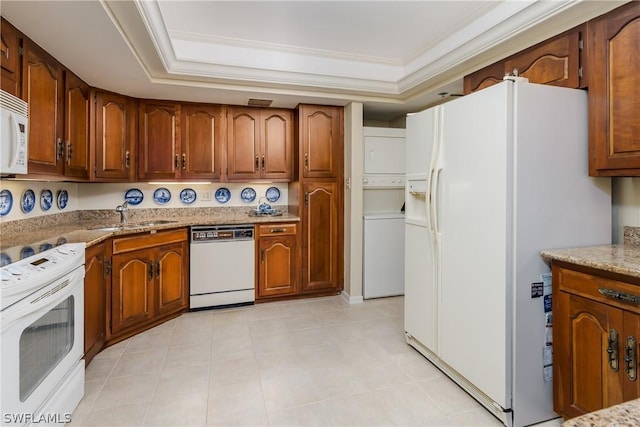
left=200, top=191, right=212, bottom=201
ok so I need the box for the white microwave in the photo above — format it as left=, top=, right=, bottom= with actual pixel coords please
left=0, top=89, right=28, bottom=175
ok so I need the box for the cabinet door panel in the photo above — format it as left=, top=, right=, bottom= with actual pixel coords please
left=258, top=235, right=297, bottom=297
left=64, top=72, right=90, bottom=179
left=589, top=2, right=640, bottom=175
left=227, top=108, right=260, bottom=180
left=23, top=40, right=64, bottom=176
left=300, top=105, right=342, bottom=179
left=84, top=243, right=107, bottom=365
left=112, top=252, right=153, bottom=334
left=1, top=18, right=19, bottom=96
left=262, top=110, right=293, bottom=180
left=302, top=182, right=340, bottom=292
left=95, top=92, right=136, bottom=181
left=156, top=243, right=188, bottom=316
left=181, top=104, right=223, bottom=179
left=139, top=102, right=179, bottom=180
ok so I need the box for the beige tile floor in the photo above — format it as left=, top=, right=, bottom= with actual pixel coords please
left=69, top=295, right=562, bottom=427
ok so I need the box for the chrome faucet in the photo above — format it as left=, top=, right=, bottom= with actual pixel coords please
left=115, top=201, right=129, bottom=224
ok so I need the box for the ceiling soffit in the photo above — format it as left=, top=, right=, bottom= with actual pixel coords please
left=123, top=0, right=582, bottom=98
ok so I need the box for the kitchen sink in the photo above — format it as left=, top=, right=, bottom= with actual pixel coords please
left=87, top=220, right=178, bottom=231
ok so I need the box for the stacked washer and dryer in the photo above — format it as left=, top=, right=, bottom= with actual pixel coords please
left=362, top=127, right=406, bottom=299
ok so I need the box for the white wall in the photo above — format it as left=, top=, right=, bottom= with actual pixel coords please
left=343, top=102, right=364, bottom=303
left=612, top=177, right=640, bottom=243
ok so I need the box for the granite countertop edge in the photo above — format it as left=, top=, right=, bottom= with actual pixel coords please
left=562, top=398, right=640, bottom=427
left=0, top=211, right=301, bottom=249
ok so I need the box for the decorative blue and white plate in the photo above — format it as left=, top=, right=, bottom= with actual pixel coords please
left=180, top=188, right=196, bottom=204
left=21, top=189, right=36, bottom=213
left=214, top=187, right=231, bottom=204
left=20, top=246, right=35, bottom=259
left=265, top=186, right=280, bottom=203
left=0, top=189, right=13, bottom=216
left=40, top=189, right=53, bottom=211
left=0, top=253, right=11, bottom=267
left=56, top=190, right=69, bottom=210
left=124, top=188, right=144, bottom=205
left=153, top=188, right=171, bottom=204
left=240, top=187, right=256, bottom=203
left=39, top=243, right=53, bottom=252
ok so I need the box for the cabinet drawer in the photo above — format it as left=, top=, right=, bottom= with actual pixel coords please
left=558, top=267, right=640, bottom=314
left=258, top=223, right=297, bottom=237
left=113, top=228, right=188, bottom=254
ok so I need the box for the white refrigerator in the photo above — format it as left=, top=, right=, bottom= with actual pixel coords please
left=404, top=79, right=611, bottom=427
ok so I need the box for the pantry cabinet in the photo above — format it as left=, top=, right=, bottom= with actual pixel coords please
left=64, top=71, right=91, bottom=180
left=588, top=1, right=640, bottom=176
left=84, top=241, right=109, bottom=366
left=22, top=39, right=65, bottom=176
left=553, top=262, right=640, bottom=419
left=226, top=107, right=293, bottom=181
left=463, top=25, right=586, bottom=94
left=180, top=103, right=225, bottom=180
left=109, top=229, right=188, bottom=341
left=256, top=223, right=298, bottom=299
left=93, top=91, right=137, bottom=181
left=301, top=181, right=341, bottom=293
left=298, top=105, right=343, bottom=179
left=1, top=17, right=20, bottom=96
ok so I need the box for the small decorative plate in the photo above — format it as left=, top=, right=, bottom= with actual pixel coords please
left=214, top=187, right=231, bottom=204
left=21, top=189, right=36, bottom=213
left=20, top=246, right=35, bottom=259
left=124, top=188, right=144, bottom=205
left=39, top=243, right=53, bottom=252
left=265, top=186, right=280, bottom=203
left=153, top=188, right=171, bottom=204
left=0, top=189, right=13, bottom=216
left=180, top=188, right=196, bottom=204
left=40, top=189, right=53, bottom=211
left=57, top=190, right=69, bottom=210
left=240, top=187, right=256, bottom=203
left=0, top=253, right=11, bottom=267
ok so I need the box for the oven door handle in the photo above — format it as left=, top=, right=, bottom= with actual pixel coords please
left=0, top=268, right=84, bottom=331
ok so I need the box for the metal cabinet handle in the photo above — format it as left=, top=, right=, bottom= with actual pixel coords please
left=608, top=329, right=619, bottom=372
left=125, top=150, right=130, bottom=169
left=175, top=154, right=179, bottom=169
left=625, top=336, right=637, bottom=381
left=255, top=156, right=259, bottom=172
left=598, top=287, right=640, bottom=305
left=182, top=153, right=186, bottom=170
left=56, top=138, right=63, bottom=160
left=304, top=153, right=309, bottom=169
left=304, top=192, right=309, bottom=207
left=66, top=141, right=72, bottom=163
left=261, top=249, right=265, bottom=263
left=261, top=156, right=265, bottom=171
left=147, top=261, right=154, bottom=281
left=102, top=258, right=111, bottom=281
left=156, top=260, right=161, bottom=278
left=269, top=228, right=286, bottom=233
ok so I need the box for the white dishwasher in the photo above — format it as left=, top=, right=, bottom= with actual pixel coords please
left=190, top=225, right=255, bottom=309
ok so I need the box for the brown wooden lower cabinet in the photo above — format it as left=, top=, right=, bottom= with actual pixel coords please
left=109, top=229, right=189, bottom=342
left=84, top=241, right=109, bottom=366
left=256, top=223, right=298, bottom=299
left=553, top=262, right=640, bottom=420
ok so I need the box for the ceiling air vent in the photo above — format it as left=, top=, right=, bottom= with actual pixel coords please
left=247, top=99, right=273, bottom=107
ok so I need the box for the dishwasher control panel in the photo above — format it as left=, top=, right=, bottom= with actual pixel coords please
left=191, top=225, right=254, bottom=242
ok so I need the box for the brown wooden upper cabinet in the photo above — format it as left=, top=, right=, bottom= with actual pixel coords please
left=588, top=2, right=640, bottom=176
left=1, top=18, right=20, bottom=96
left=64, top=71, right=91, bottom=180
left=22, top=39, right=65, bottom=176
left=138, top=101, right=180, bottom=181
left=298, top=104, right=343, bottom=179
left=181, top=103, right=225, bottom=180
left=226, top=107, right=293, bottom=181
left=93, top=91, right=137, bottom=182
left=463, top=24, right=586, bottom=94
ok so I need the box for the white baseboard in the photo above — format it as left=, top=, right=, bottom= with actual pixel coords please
left=341, top=290, right=363, bottom=304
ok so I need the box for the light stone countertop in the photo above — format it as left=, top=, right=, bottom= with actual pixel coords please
left=540, top=244, right=640, bottom=279
left=562, top=398, right=640, bottom=427
left=0, top=208, right=300, bottom=250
